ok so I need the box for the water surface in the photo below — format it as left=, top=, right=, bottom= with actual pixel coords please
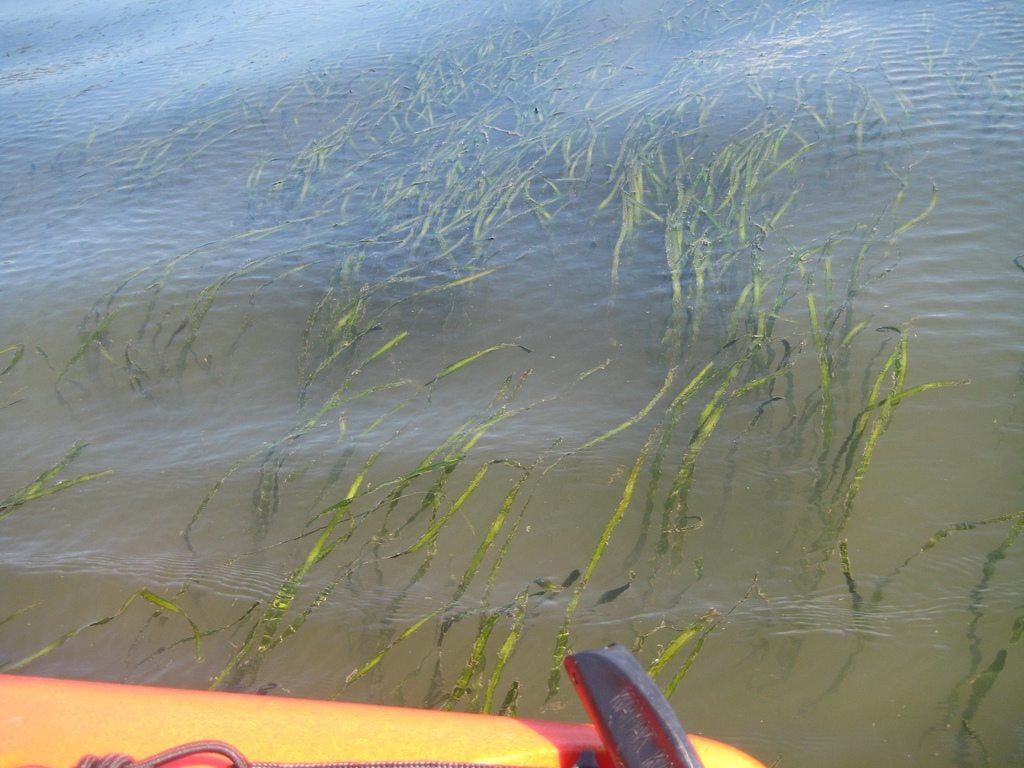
left=1, top=1, right=1022, bottom=766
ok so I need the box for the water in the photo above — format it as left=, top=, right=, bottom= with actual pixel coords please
left=1, top=1, right=1022, bottom=765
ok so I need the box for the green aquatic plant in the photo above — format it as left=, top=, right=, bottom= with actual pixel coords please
left=1, top=588, right=200, bottom=672
left=0, top=344, right=24, bottom=379
left=0, top=443, right=112, bottom=524
left=549, top=423, right=664, bottom=699
left=0, top=344, right=26, bottom=410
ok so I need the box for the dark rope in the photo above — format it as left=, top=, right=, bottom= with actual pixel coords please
left=76, top=741, right=250, bottom=768
left=74, top=743, right=550, bottom=768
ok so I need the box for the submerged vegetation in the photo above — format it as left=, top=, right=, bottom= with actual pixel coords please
left=1, top=0, right=1022, bottom=765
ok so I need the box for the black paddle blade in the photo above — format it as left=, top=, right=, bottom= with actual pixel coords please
left=564, top=644, right=705, bottom=768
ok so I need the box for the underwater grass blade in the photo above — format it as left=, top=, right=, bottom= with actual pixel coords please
left=185, top=444, right=269, bottom=549
left=840, top=319, right=870, bottom=348
left=452, top=466, right=533, bottom=603
left=577, top=366, right=677, bottom=452
left=841, top=334, right=905, bottom=512
left=0, top=602, right=40, bottom=630
left=831, top=337, right=897, bottom=477
left=305, top=379, right=413, bottom=431
left=345, top=607, right=443, bottom=686
left=395, top=461, right=491, bottom=557
left=959, top=649, right=1007, bottom=725
left=838, top=540, right=863, bottom=611
left=426, top=343, right=531, bottom=386
left=1, top=589, right=201, bottom=672
left=875, top=511, right=1024, bottom=600
left=481, top=590, right=528, bottom=714
left=821, top=338, right=964, bottom=565
left=375, top=372, right=527, bottom=538
left=0, top=443, right=112, bottom=523
left=802, top=269, right=833, bottom=456
left=664, top=357, right=746, bottom=535
left=892, top=184, right=938, bottom=237
left=138, top=589, right=204, bottom=659
left=360, top=330, right=409, bottom=368
left=443, top=611, right=501, bottom=710
left=632, top=362, right=716, bottom=564
left=813, top=336, right=907, bottom=559
left=548, top=425, right=660, bottom=698
left=498, top=680, right=520, bottom=716
left=647, top=609, right=718, bottom=680
left=0, top=344, right=24, bottom=377
left=57, top=308, right=122, bottom=384
left=138, top=601, right=260, bottom=666
left=663, top=631, right=712, bottom=699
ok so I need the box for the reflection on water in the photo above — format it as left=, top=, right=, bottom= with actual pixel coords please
left=1, top=1, right=1022, bottom=766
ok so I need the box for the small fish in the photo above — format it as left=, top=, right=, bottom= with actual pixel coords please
left=595, top=570, right=635, bottom=606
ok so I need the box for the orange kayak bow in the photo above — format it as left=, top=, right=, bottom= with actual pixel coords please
left=0, top=647, right=766, bottom=768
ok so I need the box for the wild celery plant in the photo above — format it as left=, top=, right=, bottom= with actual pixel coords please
left=0, top=344, right=26, bottom=411
left=315, top=375, right=534, bottom=691
left=0, top=443, right=112, bottom=524
left=346, top=357, right=614, bottom=695
left=948, top=512, right=1024, bottom=755
left=628, top=361, right=717, bottom=566
left=0, top=343, right=24, bottom=379
left=814, top=509, right=1024, bottom=764
left=212, top=452, right=459, bottom=690
left=1, top=588, right=201, bottom=673
left=548, top=423, right=664, bottom=699
left=645, top=609, right=720, bottom=697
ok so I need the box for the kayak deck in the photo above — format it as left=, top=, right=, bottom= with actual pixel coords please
left=0, top=674, right=766, bottom=768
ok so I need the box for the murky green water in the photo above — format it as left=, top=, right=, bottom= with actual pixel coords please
left=2, top=1, right=1022, bottom=765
